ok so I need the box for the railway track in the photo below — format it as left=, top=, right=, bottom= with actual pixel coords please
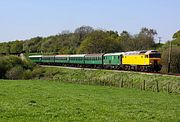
left=40, top=65, right=180, bottom=77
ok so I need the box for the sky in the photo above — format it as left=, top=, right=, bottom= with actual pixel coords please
left=0, top=0, right=179, bottom=43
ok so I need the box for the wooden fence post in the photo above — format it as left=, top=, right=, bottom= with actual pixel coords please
left=167, top=82, right=170, bottom=93
left=143, top=80, right=146, bottom=90
left=131, top=80, right=134, bottom=88
left=156, top=80, right=159, bottom=92
left=121, top=80, right=124, bottom=88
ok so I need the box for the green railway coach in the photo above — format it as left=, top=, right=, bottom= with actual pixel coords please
left=42, top=55, right=55, bottom=63
left=103, top=52, right=124, bottom=66
left=84, top=54, right=104, bottom=66
left=29, top=55, right=42, bottom=63
left=69, top=54, right=85, bottom=64
left=55, top=55, right=70, bottom=64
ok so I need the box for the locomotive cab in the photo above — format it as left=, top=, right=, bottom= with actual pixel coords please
left=145, top=50, right=162, bottom=72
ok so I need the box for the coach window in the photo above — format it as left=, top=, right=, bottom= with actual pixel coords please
left=145, top=55, right=148, bottom=58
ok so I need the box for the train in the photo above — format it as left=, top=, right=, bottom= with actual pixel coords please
left=29, top=50, right=162, bottom=72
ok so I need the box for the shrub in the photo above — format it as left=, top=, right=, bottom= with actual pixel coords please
left=31, top=67, right=45, bottom=79
left=22, top=69, right=32, bottom=80
left=5, top=66, right=24, bottom=80
left=0, top=55, right=35, bottom=79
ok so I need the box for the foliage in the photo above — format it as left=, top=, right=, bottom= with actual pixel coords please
left=0, top=42, right=10, bottom=53
left=78, top=30, right=121, bottom=53
left=173, top=30, right=180, bottom=39
left=5, top=66, right=24, bottom=80
left=172, top=30, right=180, bottom=46
left=0, top=41, right=23, bottom=54
left=161, top=46, right=180, bottom=73
left=9, top=40, right=23, bottom=53
left=74, top=25, right=94, bottom=43
left=119, top=28, right=157, bottom=51
left=158, top=30, right=180, bottom=73
left=0, top=55, right=35, bottom=79
left=23, top=37, right=43, bottom=53
left=0, top=26, right=158, bottom=54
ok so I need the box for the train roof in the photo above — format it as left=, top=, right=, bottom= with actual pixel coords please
left=29, top=55, right=42, bottom=58
left=124, top=50, right=159, bottom=55
left=69, top=54, right=86, bottom=57
left=104, top=52, right=124, bottom=56
left=85, top=53, right=104, bottom=57
left=55, top=55, right=70, bottom=57
left=42, top=55, right=55, bottom=57
left=145, top=50, right=159, bottom=54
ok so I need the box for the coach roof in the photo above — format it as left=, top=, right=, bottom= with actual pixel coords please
left=69, top=54, right=86, bottom=57
left=85, top=53, right=104, bottom=57
left=104, top=52, right=124, bottom=56
left=29, top=55, right=42, bottom=58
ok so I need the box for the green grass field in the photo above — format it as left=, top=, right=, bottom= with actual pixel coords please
left=0, top=80, right=179, bottom=122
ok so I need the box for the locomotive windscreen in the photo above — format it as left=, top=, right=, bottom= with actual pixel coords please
left=149, top=53, right=161, bottom=58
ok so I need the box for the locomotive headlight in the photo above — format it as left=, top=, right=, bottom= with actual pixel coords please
left=150, top=60, right=154, bottom=65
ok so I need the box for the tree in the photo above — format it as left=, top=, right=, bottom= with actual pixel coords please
left=119, top=28, right=157, bottom=51
left=74, top=26, right=94, bottom=46
left=172, top=30, right=180, bottom=46
left=78, top=30, right=121, bottom=53
left=161, top=46, right=180, bottom=73
left=10, top=40, right=23, bottom=53
left=61, top=30, right=71, bottom=35
left=119, top=31, right=134, bottom=51
left=173, top=30, right=180, bottom=39
left=23, top=37, right=43, bottom=53
left=75, top=26, right=94, bottom=35
left=0, top=42, right=10, bottom=53
left=134, top=27, right=157, bottom=50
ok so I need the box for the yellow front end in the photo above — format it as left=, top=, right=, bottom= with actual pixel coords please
left=122, top=54, right=150, bottom=65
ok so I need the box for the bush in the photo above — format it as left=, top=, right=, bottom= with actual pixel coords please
left=0, top=55, right=35, bottom=79
left=31, top=67, right=45, bottom=79
left=5, top=66, right=24, bottom=80
left=22, top=70, right=33, bottom=80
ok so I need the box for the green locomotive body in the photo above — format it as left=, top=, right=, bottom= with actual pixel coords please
left=103, top=53, right=124, bottom=66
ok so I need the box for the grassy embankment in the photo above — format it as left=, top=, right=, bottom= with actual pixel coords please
left=31, top=67, right=180, bottom=93
left=0, top=80, right=179, bottom=122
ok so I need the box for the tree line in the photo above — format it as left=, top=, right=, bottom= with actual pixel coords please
left=0, top=26, right=158, bottom=54
left=0, top=26, right=179, bottom=73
